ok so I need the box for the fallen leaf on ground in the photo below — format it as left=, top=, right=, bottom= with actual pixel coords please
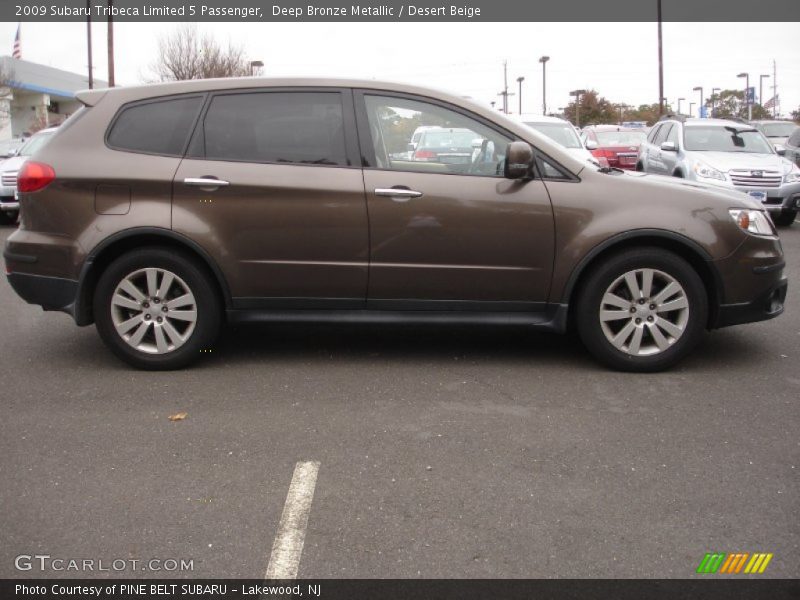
left=168, top=412, right=188, bottom=421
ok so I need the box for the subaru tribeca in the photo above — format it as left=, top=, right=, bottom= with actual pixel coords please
left=3, top=78, right=788, bottom=371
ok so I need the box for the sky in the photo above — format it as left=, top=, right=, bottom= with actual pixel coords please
left=1, top=21, right=798, bottom=118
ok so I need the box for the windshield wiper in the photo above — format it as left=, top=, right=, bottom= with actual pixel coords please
left=598, top=166, right=625, bottom=174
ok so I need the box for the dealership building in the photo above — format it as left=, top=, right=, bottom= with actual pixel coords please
left=0, top=56, right=104, bottom=140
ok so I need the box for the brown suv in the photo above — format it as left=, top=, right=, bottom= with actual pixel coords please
left=3, top=78, right=788, bottom=371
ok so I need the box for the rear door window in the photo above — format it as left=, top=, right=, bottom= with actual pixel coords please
left=107, top=95, right=203, bottom=156
left=200, top=92, right=349, bottom=166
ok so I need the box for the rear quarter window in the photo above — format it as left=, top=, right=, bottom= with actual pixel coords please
left=106, top=95, right=204, bottom=156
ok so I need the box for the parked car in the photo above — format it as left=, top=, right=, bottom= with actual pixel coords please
left=784, top=127, right=800, bottom=167
left=0, top=137, right=26, bottom=159
left=4, top=78, right=786, bottom=372
left=0, top=127, right=59, bottom=225
left=410, top=127, right=477, bottom=164
left=750, top=119, right=799, bottom=153
left=637, top=116, right=800, bottom=226
left=518, top=114, right=605, bottom=166
left=581, top=125, right=647, bottom=170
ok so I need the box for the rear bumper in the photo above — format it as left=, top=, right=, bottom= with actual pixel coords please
left=5, top=271, right=78, bottom=316
left=715, top=276, right=787, bottom=328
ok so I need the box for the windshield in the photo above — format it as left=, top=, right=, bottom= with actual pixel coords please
left=419, top=130, right=476, bottom=149
left=758, top=122, right=797, bottom=138
left=19, top=131, right=55, bottom=157
left=526, top=122, right=582, bottom=149
left=684, top=126, right=773, bottom=153
left=594, top=130, right=646, bottom=147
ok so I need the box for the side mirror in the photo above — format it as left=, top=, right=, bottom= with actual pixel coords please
left=504, top=141, right=534, bottom=180
left=660, top=141, right=677, bottom=152
left=585, top=139, right=598, bottom=151
left=775, top=145, right=786, bottom=156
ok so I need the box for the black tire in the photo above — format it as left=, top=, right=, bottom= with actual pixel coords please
left=576, top=247, right=707, bottom=372
left=94, top=247, right=222, bottom=370
left=673, top=170, right=684, bottom=178
left=772, top=210, right=796, bottom=227
left=0, top=210, right=17, bottom=225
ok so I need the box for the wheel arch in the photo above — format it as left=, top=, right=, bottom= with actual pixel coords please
left=74, top=227, right=231, bottom=326
left=561, top=230, right=722, bottom=330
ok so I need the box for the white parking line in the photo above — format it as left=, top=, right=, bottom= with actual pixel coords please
left=265, top=460, right=320, bottom=579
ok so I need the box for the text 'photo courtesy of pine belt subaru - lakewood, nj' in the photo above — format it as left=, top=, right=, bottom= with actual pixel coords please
left=2, top=78, right=789, bottom=372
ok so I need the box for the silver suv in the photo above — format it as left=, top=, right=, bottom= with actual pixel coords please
left=637, top=116, right=800, bottom=226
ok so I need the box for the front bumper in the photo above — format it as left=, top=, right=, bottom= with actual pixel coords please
left=716, top=276, right=787, bottom=328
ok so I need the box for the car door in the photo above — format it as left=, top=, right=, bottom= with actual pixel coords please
left=354, top=91, right=555, bottom=308
left=172, top=88, right=369, bottom=308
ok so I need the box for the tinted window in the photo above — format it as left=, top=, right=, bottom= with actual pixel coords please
left=108, top=96, right=202, bottom=155
left=363, top=95, right=512, bottom=177
left=666, top=124, right=680, bottom=146
left=202, top=92, right=347, bottom=166
left=647, top=124, right=662, bottom=144
left=653, top=123, right=672, bottom=146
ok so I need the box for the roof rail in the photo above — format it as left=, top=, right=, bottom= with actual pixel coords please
left=658, top=113, right=686, bottom=123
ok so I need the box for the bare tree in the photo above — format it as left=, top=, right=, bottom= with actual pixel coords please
left=150, top=25, right=251, bottom=81
left=0, top=62, right=15, bottom=128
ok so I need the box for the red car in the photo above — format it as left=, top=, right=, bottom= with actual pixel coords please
left=581, top=125, right=648, bottom=170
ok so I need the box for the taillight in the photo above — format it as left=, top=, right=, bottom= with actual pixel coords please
left=17, top=161, right=56, bottom=193
left=414, top=150, right=436, bottom=160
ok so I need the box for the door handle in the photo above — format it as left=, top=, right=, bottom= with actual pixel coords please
left=375, top=188, right=423, bottom=202
left=184, top=177, right=230, bottom=188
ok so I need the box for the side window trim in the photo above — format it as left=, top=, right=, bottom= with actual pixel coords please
left=185, top=86, right=361, bottom=168
left=105, top=92, right=207, bottom=158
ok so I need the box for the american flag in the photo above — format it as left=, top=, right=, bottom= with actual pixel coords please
left=12, top=24, right=21, bottom=59
left=763, top=95, right=778, bottom=110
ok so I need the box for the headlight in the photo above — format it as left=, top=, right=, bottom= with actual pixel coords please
left=784, top=168, right=800, bottom=183
left=729, top=209, right=775, bottom=236
left=693, top=161, right=726, bottom=181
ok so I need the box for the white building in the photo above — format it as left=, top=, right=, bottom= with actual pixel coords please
left=0, top=56, right=106, bottom=140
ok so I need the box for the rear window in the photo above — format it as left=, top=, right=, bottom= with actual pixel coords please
left=595, top=130, right=647, bottom=147
left=107, top=96, right=203, bottom=156
left=201, top=92, right=348, bottom=166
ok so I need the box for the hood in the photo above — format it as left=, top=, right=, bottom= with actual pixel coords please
left=0, top=155, right=28, bottom=174
left=618, top=170, right=761, bottom=209
left=693, top=151, right=782, bottom=172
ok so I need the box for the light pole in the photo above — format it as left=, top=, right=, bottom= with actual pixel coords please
left=517, top=76, right=525, bottom=115
left=711, top=87, right=720, bottom=117
left=689, top=102, right=696, bottom=117
left=759, top=74, right=770, bottom=107
left=677, top=97, right=685, bottom=115
left=250, top=60, right=264, bottom=76
left=539, top=55, right=550, bottom=115
left=570, top=89, right=586, bottom=127
left=737, top=72, right=751, bottom=120
left=693, top=86, right=703, bottom=117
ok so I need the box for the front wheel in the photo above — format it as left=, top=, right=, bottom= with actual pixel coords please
left=576, top=248, right=707, bottom=372
left=94, top=247, right=221, bottom=370
left=772, top=210, right=796, bottom=227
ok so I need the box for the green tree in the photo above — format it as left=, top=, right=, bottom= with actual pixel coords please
left=704, top=90, right=770, bottom=120
left=563, top=90, right=618, bottom=127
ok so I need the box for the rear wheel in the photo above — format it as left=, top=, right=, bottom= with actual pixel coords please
left=0, top=210, right=18, bottom=225
left=576, top=248, right=707, bottom=372
left=94, top=247, right=221, bottom=370
left=772, top=209, right=796, bottom=227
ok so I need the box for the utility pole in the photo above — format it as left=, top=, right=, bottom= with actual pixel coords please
left=759, top=74, right=770, bottom=110
left=86, top=0, right=93, bottom=89
left=502, top=60, right=508, bottom=113
left=107, top=0, right=115, bottom=87
left=517, top=76, right=524, bottom=115
left=657, top=0, right=664, bottom=115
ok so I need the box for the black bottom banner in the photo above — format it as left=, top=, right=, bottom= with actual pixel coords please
left=3, top=579, right=799, bottom=600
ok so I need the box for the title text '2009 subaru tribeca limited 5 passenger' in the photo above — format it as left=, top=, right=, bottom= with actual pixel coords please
left=3, top=78, right=788, bottom=371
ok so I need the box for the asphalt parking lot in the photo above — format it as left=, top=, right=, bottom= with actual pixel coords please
left=0, top=223, right=798, bottom=580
